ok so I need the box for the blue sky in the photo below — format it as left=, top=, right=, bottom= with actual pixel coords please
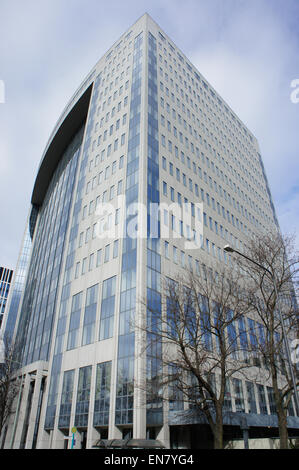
left=0, top=0, right=298, bottom=269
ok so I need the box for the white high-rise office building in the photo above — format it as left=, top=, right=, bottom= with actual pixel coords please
left=1, top=14, right=298, bottom=449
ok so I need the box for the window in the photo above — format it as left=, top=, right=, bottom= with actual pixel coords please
left=104, top=244, right=110, bottom=263
left=99, top=276, right=116, bottom=340
left=59, top=370, right=75, bottom=428
left=113, top=239, right=119, bottom=258
left=232, top=378, right=245, bottom=412
left=96, top=249, right=102, bottom=267
left=267, top=387, right=276, bottom=415
left=82, top=258, right=87, bottom=275
left=89, top=200, right=94, bottom=215
left=67, top=292, right=83, bottom=350
left=110, top=185, right=115, bottom=200
left=85, top=227, right=91, bottom=244
left=117, top=180, right=123, bottom=195
left=93, top=362, right=112, bottom=426
left=89, top=253, right=94, bottom=271
left=75, top=366, right=92, bottom=427
left=257, top=384, right=268, bottom=415
left=75, top=262, right=80, bottom=279
left=164, top=241, right=169, bottom=259
left=224, top=380, right=232, bottom=411
left=173, top=246, right=178, bottom=263
left=79, top=232, right=84, bottom=248
left=82, top=284, right=99, bottom=346
left=163, top=181, right=167, bottom=196
left=246, top=381, right=257, bottom=414
left=170, top=187, right=174, bottom=202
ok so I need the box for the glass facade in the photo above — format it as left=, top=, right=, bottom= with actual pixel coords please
left=146, top=31, right=163, bottom=427
left=232, top=378, right=245, bottom=412
left=75, top=366, right=92, bottom=428
left=82, top=284, right=99, bottom=346
left=93, top=361, right=112, bottom=427
left=4, top=224, right=32, bottom=338
left=99, top=276, right=116, bottom=341
left=67, top=291, right=83, bottom=350
left=58, top=369, right=75, bottom=429
left=16, top=127, right=84, bottom=367
left=115, top=32, right=143, bottom=426
left=246, top=381, right=257, bottom=414
left=44, top=74, right=101, bottom=430
left=257, top=384, right=268, bottom=415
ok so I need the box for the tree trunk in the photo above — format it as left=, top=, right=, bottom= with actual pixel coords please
left=277, top=405, right=289, bottom=449
left=271, top=369, right=289, bottom=449
left=213, top=406, right=224, bottom=449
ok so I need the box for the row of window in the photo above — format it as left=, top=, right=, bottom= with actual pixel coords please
left=0, top=281, right=10, bottom=299
left=156, top=50, right=273, bottom=221
left=85, top=151, right=124, bottom=197
left=162, top=150, right=261, bottom=217
left=163, top=241, right=231, bottom=273
left=156, top=36, right=258, bottom=166
left=65, top=275, right=117, bottom=352
left=85, top=179, right=123, bottom=210
left=91, top=127, right=127, bottom=155
left=160, top=107, right=268, bottom=217
left=162, top=178, right=253, bottom=242
left=159, top=116, right=271, bottom=228
left=60, top=361, right=297, bottom=432
left=59, top=361, right=111, bottom=429
left=158, top=66, right=259, bottom=174
left=75, top=240, right=119, bottom=279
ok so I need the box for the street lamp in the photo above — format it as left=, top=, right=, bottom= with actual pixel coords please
left=224, top=245, right=299, bottom=416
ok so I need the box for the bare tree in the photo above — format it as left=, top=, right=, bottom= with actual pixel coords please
left=139, top=263, right=254, bottom=449
left=0, top=334, right=21, bottom=440
left=233, top=232, right=299, bottom=449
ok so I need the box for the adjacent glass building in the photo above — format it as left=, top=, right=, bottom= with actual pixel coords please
left=0, top=267, right=13, bottom=329
left=1, top=14, right=298, bottom=449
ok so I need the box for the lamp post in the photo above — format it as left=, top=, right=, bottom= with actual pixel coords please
left=224, top=244, right=299, bottom=416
